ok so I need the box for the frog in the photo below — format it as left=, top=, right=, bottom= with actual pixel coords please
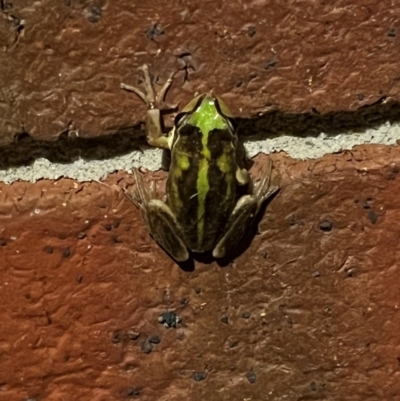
left=121, top=64, right=279, bottom=262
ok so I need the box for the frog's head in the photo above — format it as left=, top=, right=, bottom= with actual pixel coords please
left=174, top=93, right=236, bottom=137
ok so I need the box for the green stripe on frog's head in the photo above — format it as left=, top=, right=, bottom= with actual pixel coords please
left=185, top=94, right=232, bottom=137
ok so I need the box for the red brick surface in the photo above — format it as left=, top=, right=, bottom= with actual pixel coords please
left=1, top=149, right=400, bottom=400
left=0, top=0, right=400, bottom=144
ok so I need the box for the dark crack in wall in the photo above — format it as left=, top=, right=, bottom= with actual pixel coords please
left=1, top=99, right=400, bottom=169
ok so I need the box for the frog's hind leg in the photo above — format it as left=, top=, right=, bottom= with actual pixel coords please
left=143, top=200, right=190, bottom=262
left=126, top=170, right=189, bottom=262
left=212, top=195, right=259, bottom=259
left=213, top=161, right=279, bottom=259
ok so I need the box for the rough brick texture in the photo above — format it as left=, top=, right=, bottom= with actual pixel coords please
left=1, top=0, right=400, bottom=145
left=1, top=150, right=400, bottom=400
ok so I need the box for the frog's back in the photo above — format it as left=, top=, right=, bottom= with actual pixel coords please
left=166, top=126, right=238, bottom=252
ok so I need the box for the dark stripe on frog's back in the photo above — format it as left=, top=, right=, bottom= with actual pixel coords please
left=166, top=125, right=202, bottom=247
left=202, top=128, right=237, bottom=249
left=166, top=125, right=238, bottom=252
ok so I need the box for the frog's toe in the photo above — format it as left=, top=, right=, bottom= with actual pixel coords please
left=253, top=161, right=280, bottom=203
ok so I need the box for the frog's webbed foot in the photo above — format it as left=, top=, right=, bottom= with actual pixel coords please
left=120, top=64, right=178, bottom=110
left=124, top=169, right=152, bottom=210
left=252, top=161, right=280, bottom=206
left=213, top=161, right=279, bottom=259
left=125, top=170, right=189, bottom=262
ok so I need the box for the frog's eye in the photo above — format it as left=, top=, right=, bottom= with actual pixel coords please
left=215, top=96, right=234, bottom=119
left=175, top=94, right=205, bottom=127
left=174, top=111, right=188, bottom=127
left=181, top=94, right=205, bottom=113
left=214, top=96, right=236, bottom=133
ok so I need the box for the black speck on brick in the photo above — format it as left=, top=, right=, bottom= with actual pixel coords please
left=126, top=387, right=140, bottom=397
left=62, top=247, right=71, bottom=257
left=112, top=331, right=121, bottom=344
left=368, top=210, right=378, bottom=224
left=193, top=371, right=207, bottom=381
left=319, top=221, right=332, bottom=232
left=148, top=335, right=160, bottom=344
left=141, top=339, right=153, bottom=354
left=44, top=245, right=53, bottom=253
left=246, top=371, right=257, bottom=384
left=247, top=25, right=256, bottom=37
left=387, top=28, right=396, bottom=37
left=146, top=23, right=165, bottom=41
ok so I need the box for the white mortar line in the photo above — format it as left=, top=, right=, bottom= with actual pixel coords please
left=0, top=121, right=397, bottom=183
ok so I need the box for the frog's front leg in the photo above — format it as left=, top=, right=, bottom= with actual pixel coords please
left=213, top=164, right=279, bottom=259
left=121, top=64, right=176, bottom=149
left=126, top=170, right=189, bottom=262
